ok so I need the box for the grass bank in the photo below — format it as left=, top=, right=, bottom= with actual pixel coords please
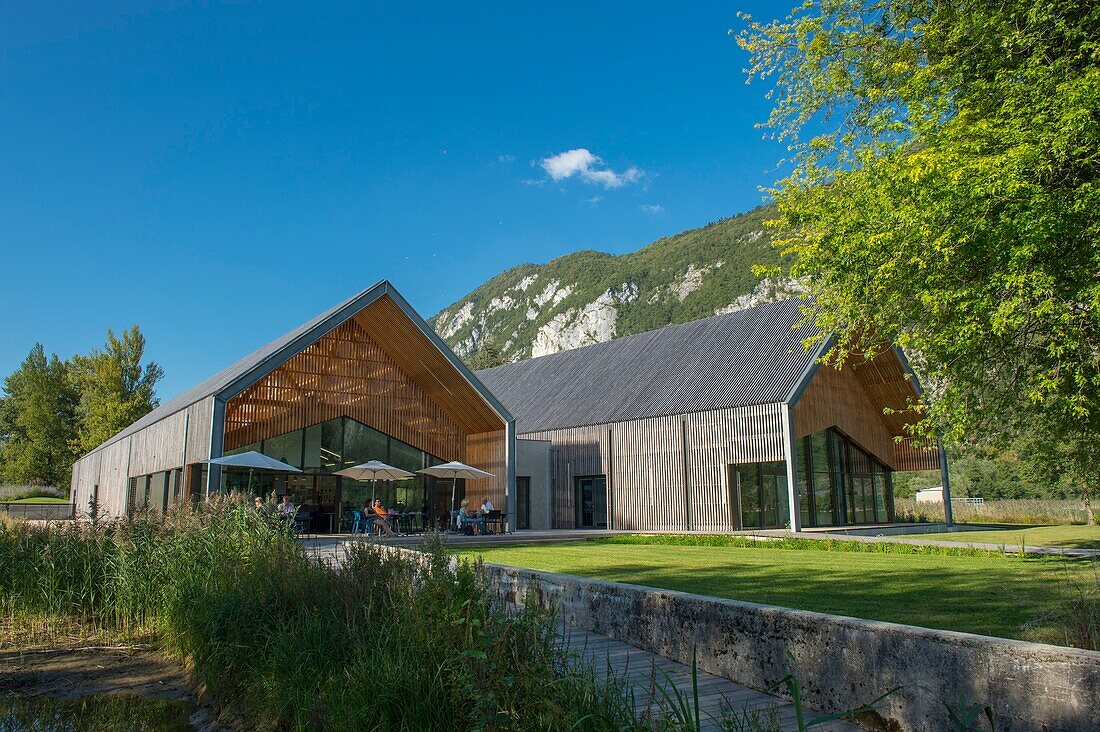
left=453, top=536, right=1100, bottom=649
left=0, top=500, right=695, bottom=731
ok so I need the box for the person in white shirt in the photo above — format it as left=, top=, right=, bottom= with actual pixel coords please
left=480, top=497, right=494, bottom=515
left=276, top=495, right=296, bottom=516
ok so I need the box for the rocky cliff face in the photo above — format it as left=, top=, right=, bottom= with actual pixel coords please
left=430, top=205, right=801, bottom=362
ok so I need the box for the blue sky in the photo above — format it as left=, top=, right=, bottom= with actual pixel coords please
left=1, top=1, right=792, bottom=400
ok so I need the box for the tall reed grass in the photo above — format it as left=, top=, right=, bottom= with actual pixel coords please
left=894, top=498, right=1095, bottom=526
left=0, top=497, right=692, bottom=730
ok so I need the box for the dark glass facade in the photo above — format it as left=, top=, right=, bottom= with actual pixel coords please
left=800, top=427, right=893, bottom=526
left=733, top=461, right=790, bottom=530
left=221, top=416, right=446, bottom=532
left=731, top=427, right=894, bottom=529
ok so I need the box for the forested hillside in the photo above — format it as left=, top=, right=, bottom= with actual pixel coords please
left=430, top=206, right=800, bottom=361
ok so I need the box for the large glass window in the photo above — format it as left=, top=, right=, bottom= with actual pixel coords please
left=797, top=427, right=894, bottom=526
left=224, top=416, right=446, bottom=532
left=342, top=419, right=388, bottom=467
left=304, top=418, right=344, bottom=473
left=734, top=461, right=789, bottom=530
left=811, top=432, right=834, bottom=526
left=263, top=430, right=303, bottom=468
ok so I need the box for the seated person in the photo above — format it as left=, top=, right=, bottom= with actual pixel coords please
left=370, top=498, right=397, bottom=535
left=276, top=495, right=296, bottom=517
left=457, top=498, right=486, bottom=535
left=479, top=496, right=494, bottom=515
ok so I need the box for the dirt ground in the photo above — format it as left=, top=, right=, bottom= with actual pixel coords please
left=1, top=644, right=194, bottom=701
left=0, top=642, right=227, bottom=730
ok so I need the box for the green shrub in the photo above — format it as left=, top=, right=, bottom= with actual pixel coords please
left=0, top=484, right=66, bottom=502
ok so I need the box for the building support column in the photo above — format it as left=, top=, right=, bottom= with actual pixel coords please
left=782, top=403, right=802, bottom=532
left=207, top=397, right=225, bottom=498
left=505, top=419, right=517, bottom=533
left=938, top=438, right=954, bottom=527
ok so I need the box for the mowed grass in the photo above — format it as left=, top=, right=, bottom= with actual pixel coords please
left=0, top=496, right=70, bottom=504
left=912, top=524, right=1100, bottom=550
left=453, top=539, right=1098, bottom=645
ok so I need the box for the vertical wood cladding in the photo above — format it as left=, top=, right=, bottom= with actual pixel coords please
left=128, top=410, right=187, bottom=477
left=184, top=398, right=213, bottom=466
left=223, top=316, right=468, bottom=461
left=793, top=359, right=939, bottom=472
left=523, top=404, right=785, bottom=531
left=465, top=429, right=507, bottom=510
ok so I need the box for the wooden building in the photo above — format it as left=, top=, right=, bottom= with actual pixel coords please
left=70, top=282, right=516, bottom=531
left=476, top=299, right=944, bottom=532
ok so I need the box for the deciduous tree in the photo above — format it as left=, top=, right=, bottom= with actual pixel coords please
left=0, top=344, right=80, bottom=487
left=736, top=0, right=1100, bottom=519
left=71, top=325, right=164, bottom=455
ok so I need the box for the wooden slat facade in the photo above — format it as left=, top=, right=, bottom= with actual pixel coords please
left=523, top=404, right=786, bottom=531
left=69, top=291, right=510, bottom=520
left=223, top=316, right=468, bottom=462
left=465, top=429, right=507, bottom=510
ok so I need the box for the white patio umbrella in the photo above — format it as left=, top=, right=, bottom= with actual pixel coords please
left=206, top=451, right=302, bottom=495
left=417, top=461, right=494, bottom=526
left=335, top=460, right=415, bottom=503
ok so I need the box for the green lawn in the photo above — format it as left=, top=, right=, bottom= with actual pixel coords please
left=454, top=538, right=1098, bottom=645
left=0, top=497, right=70, bottom=505
left=912, top=524, right=1100, bottom=550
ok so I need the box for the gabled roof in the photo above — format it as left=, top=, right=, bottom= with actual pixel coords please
left=82, top=281, right=510, bottom=458
left=475, top=298, right=821, bottom=434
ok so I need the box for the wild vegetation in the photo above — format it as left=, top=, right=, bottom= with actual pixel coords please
left=0, top=484, right=66, bottom=503
left=894, top=498, right=1097, bottom=527
left=4, top=499, right=806, bottom=731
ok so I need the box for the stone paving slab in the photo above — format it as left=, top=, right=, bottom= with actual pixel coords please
left=560, top=625, right=861, bottom=732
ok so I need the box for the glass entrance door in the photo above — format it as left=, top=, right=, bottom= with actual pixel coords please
left=575, top=476, right=607, bottom=528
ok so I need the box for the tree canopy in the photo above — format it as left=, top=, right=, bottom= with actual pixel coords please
left=71, top=326, right=164, bottom=456
left=465, top=339, right=510, bottom=371
left=0, top=345, right=80, bottom=487
left=736, top=0, right=1100, bottom=517
left=0, top=325, right=164, bottom=487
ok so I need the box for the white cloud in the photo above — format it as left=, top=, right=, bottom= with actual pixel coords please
left=498, top=154, right=515, bottom=164
left=585, top=196, right=604, bottom=206
left=640, top=204, right=665, bottom=214
left=540, top=148, right=644, bottom=189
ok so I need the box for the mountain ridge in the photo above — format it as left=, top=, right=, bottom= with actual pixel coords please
left=429, top=205, right=800, bottom=362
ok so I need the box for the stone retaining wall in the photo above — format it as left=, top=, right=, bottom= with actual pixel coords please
left=479, top=562, right=1099, bottom=731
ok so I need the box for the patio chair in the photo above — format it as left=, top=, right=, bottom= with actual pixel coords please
left=293, top=508, right=310, bottom=535
left=351, top=510, right=367, bottom=534
left=485, top=509, right=504, bottom=534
